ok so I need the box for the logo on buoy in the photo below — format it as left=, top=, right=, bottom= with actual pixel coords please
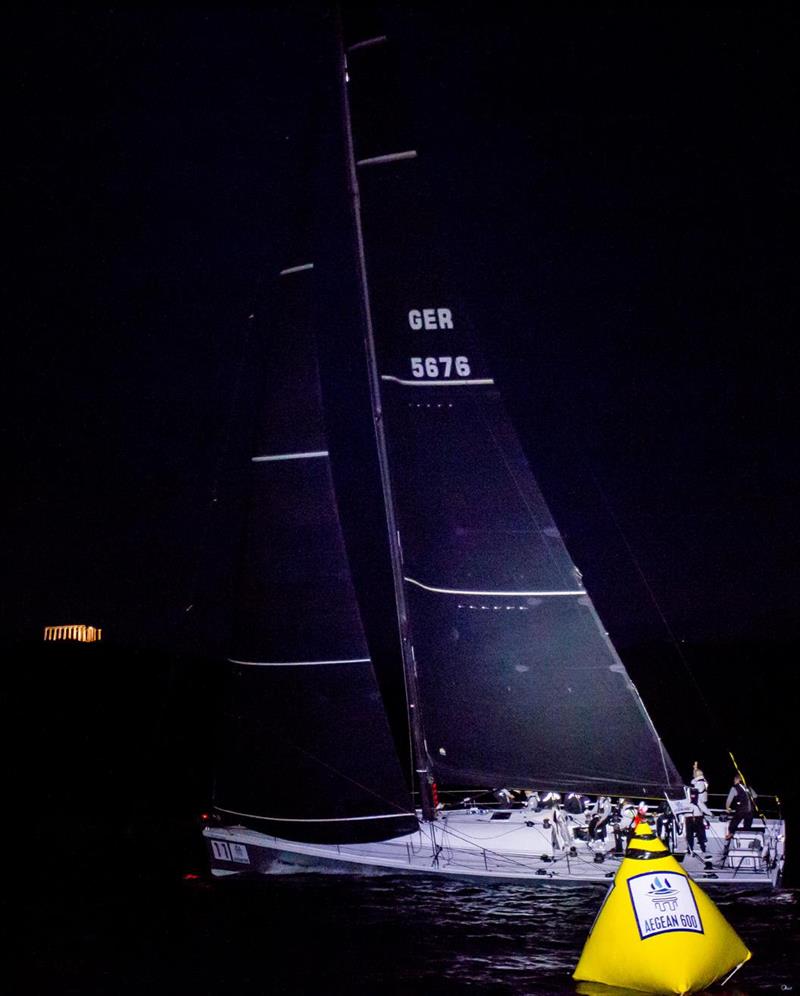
left=628, top=871, right=704, bottom=940
left=647, top=876, right=679, bottom=912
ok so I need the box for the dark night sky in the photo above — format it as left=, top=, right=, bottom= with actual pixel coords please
left=6, top=4, right=798, bottom=656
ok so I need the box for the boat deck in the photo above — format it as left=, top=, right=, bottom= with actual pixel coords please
left=204, top=807, right=784, bottom=888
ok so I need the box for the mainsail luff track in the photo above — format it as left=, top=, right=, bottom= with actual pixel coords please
left=338, top=20, right=436, bottom=821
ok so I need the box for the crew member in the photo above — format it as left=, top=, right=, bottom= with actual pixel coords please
left=565, top=792, right=586, bottom=815
left=587, top=796, right=612, bottom=842
left=685, top=763, right=713, bottom=856
left=725, top=774, right=756, bottom=839
left=618, top=798, right=638, bottom=831
left=493, top=787, right=513, bottom=808
left=541, top=790, right=561, bottom=810
left=611, top=798, right=638, bottom=854
left=524, top=790, right=540, bottom=811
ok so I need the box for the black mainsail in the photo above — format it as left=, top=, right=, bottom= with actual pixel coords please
left=344, top=30, right=683, bottom=797
left=212, top=260, right=417, bottom=843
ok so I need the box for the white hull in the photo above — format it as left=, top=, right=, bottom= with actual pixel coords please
left=204, top=807, right=784, bottom=888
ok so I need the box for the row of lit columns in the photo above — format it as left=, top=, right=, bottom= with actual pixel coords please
left=43, top=625, right=102, bottom=642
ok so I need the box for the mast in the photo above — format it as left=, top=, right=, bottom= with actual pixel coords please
left=335, top=19, right=436, bottom=822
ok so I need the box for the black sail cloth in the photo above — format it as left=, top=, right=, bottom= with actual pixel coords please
left=213, top=264, right=417, bottom=844
left=346, top=34, right=683, bottom=797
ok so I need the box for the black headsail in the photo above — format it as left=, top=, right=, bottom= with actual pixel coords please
left=344, top=29, right=683, bottom=798
left=212, top=259, right=417, bottom=844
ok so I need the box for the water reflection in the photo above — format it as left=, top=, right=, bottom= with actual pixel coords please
left=205, top=876, right=796, bottom=993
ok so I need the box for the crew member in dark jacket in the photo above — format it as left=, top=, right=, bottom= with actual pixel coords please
left=725, top=774, right=756, bottom=839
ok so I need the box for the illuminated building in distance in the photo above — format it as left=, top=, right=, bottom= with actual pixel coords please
left=43, top=624, right=102, bottom=643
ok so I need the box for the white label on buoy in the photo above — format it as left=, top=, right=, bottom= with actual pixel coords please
left=627, top=871, right=704, bottom=940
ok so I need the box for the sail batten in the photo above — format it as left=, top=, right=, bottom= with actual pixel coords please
left=380, top=375, right=495, bottom=387
left=250, top=450, right=329, bottom=462
left=228, top=657, right=371, bottom=667
left=279, top=262, right=315, bottom=275
left=347, top=35, right=387, bottom=54
left=357, top=150, right=417, bottom=167
left=404, top=577, right=585, bottom=597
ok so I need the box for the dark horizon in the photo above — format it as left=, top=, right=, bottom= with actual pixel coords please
left=7, top=5, right=797, bottom=660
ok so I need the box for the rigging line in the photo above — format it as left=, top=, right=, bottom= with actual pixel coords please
left=263, top=728, right=416, bottom=817
left=214, top=808, right=407, bottom=824
left=564, top=848, right=604, bottom=868
left=728, top=751, right=768, bottom=822
left=578, top=452, right=725, bottom=742
left=180, top=313, right=255, bottom=618
left=585, top=583, right=677, bottom=786
left=182, top=60, right=328, bottom=641
left=177, top=241, right=282, bottom=639
left=160, top=295, right=265, bottom=741
left=453, top=822, right=549, bottom=843
left=436, top=823, right=554, bottom=874
left=475, top=402, right=580, bottom=591
left=153, top=305, right=262, bottom=772
left=720, top=962, right=747, bottom=989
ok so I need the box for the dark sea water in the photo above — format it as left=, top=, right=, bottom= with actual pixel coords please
left=17, top=643, right=800, bottom=994
left=24, top=847, right=798, bottom=995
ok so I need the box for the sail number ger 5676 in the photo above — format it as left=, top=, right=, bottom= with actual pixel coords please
left=410, top=356, right=471, bottom=378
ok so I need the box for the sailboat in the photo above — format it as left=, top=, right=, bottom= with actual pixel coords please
left=203, top=17, right=785, bottom=887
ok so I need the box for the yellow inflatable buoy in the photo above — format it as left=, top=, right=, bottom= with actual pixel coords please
left=573, top=821, right=750, bottom=994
